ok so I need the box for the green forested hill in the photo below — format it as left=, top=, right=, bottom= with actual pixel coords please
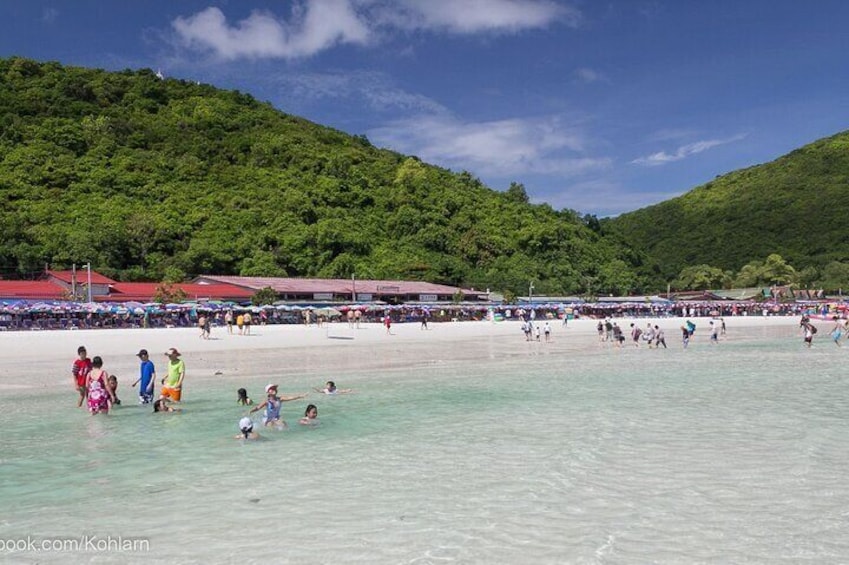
left=606, top=130, right=849, bottom=281
left=0, top=57, right=648, bottom=296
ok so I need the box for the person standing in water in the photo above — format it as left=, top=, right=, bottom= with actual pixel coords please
left=249, top=384, right=307, bottom=428
left=71, top=345, right=92, bottom=407
left=654, top=325, right=667, bottom=349
left=132, top=349, right=156, bottom=404
left=161, top=348, right=185, bottom=402
left=87, top=356, right=115, bottom=415
left=829, top=316, right=843, bottom=347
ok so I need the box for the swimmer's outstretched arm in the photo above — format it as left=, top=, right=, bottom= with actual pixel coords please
left=248, top=400, right=268, bottom=414
left=279, top=393, right=308, bottom=402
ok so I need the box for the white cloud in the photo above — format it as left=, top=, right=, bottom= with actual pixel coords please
left=368, top=113, right=609, bottom=177
left=276, top=71, right=449, bottom=114
left=171, top=0, right=577, bottom=60
left=42, top=7, right=59, bottom=23
left=631, top=134, right=746, bottom=166
left=381, top=0, right=578, bottom=33
left=645, top=128, right=697, bottom=142
left=171, top=3, right=370, bottom=60
left=573, top=67, right=607, bottom=84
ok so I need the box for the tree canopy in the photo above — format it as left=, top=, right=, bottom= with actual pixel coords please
left=605, top=130, right=849, bottom=281
left=0, top=57, right=650, bottom=296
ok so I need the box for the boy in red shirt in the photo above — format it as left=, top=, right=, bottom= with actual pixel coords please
left=71, top=345, right=92, bottom=407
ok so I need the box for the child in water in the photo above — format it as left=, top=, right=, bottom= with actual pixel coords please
left=249, top=384, right=308, bottom=428
left=107, top=375, right=121, bottom=405
left=236, top=417, right=261, bottom=440
left=237, top=388, right=253, bottom=405
left=313, top=381, right=353, bottom=395
left=153, top=396, right=181, bottom=413
left=299, top=404, right=319, bottom=426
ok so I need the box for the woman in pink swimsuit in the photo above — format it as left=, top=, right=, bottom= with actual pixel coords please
left=87, top=356, right=114, bottom=415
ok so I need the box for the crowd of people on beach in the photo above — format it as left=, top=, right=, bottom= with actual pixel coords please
left=71, top=344, right=353, bottom=440
left=515, top=316, right=728, bottom=350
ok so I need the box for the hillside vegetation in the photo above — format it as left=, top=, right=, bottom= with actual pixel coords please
left=606, top=130, right=849, bottom=282
left=0, top=57, right=649, bottom=296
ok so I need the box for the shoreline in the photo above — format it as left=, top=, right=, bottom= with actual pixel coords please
left=1, top=315, right=805, bottom=394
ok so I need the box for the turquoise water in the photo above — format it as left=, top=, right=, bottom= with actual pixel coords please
left=2, top=328, right=849, bottom=563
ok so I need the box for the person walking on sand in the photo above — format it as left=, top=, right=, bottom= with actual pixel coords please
left=72, top=345, right=92, bottom=407
left=543, top=321, right=551, bottom=342
left=161, top=348, right=185, bottom=402
left=384, top=314, right=392, bottom=334
left=243, top=311, right=252, bottom=335
left=225, top=310, right=234, bottom=335
left=132, top=349, right=156, bottom=404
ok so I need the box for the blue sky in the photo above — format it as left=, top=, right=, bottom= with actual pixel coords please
left=2, top=1, right=848, bottom=216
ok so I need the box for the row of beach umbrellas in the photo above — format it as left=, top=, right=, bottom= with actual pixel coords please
left=0, top=298, right=839, bottom=317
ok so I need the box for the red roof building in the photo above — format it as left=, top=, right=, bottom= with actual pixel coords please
left=46, top=269, right=116, bottom=299
left=0, top=280, right=68, bottom=300
left=107, top=282, right=254, bottom=303
left=192, top=275, right=488, bottom=303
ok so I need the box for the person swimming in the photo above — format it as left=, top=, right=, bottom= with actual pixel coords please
left=299, top=404, right=319, bottom=426
left=236, top=416, right=260, bottom=440
left=237, top=388, right=253, bottom=405
left=153, top=396, right=180, bottom=413
left=313, top=381, right=353, bottom=395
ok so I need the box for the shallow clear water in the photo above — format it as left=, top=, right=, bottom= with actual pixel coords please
left=2, top=327, right=849, bottom=563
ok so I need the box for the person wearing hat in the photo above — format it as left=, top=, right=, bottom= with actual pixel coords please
left=236, top=417, right=260, bottom=440
left=132, top=349, right=156, bottom=404
left=248, top=384, right=308, bottom=428
left=161, top=348, right=185, bottom=402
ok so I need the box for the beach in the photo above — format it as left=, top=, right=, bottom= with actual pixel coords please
left=4, top=314, right=849, bottom=564
left=0, top=315, right=803, bottom=392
